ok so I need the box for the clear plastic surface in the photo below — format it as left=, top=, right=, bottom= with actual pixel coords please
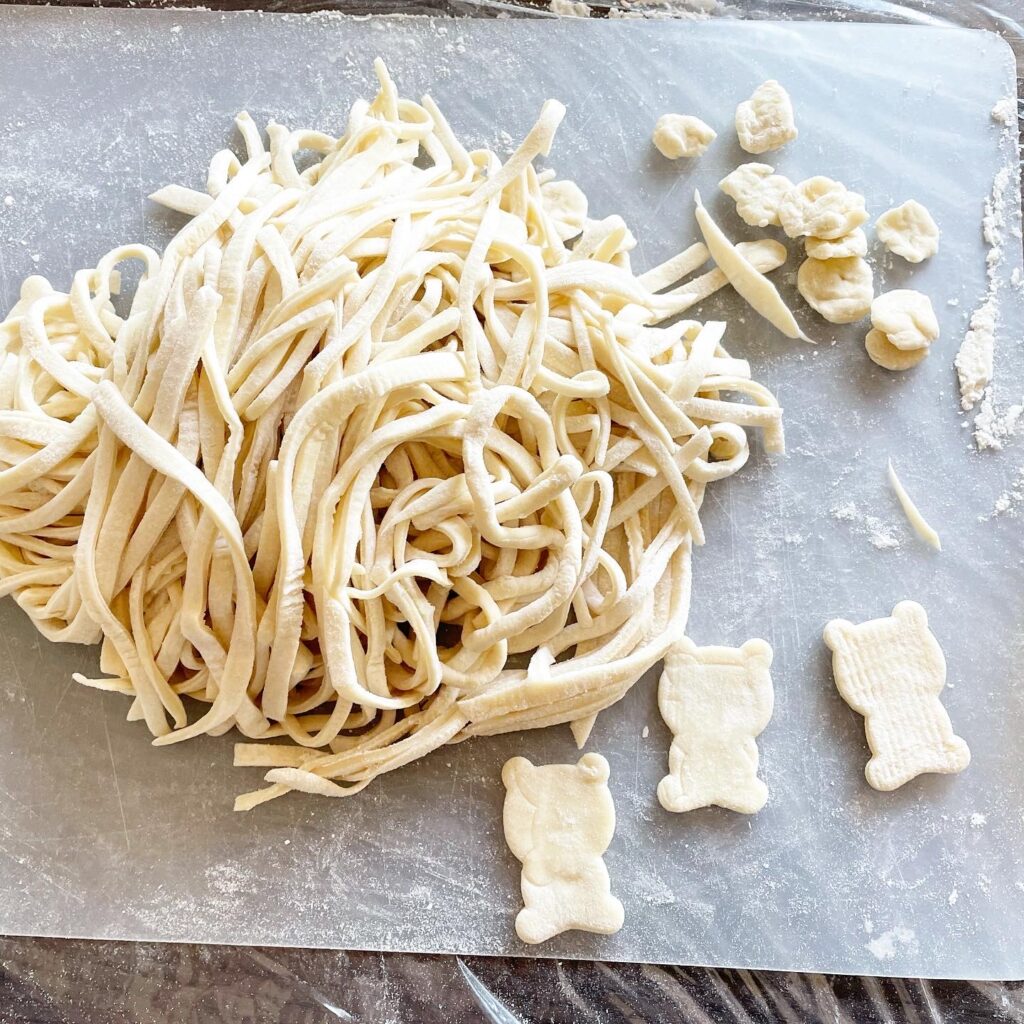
left=1, top=0, right=1023, bottom=1018
left=4, top=937, right=1024, bottom=1022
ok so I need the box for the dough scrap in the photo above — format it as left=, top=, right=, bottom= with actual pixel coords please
left=657, top=638, right=773, bottom=814
left=797, top=256, right=874, bottom=324
left=870, top=290, right=939, bottom=351
left=778, top=177, right=868, bottom=241
left=864, top=328, right=928, bottom=371
left=735, top=81, right=798, bottom=155
left=694, top=191, right=808, bottom=342
left=887, top=459, right=941, bottom=551
left=876, top=200, right=939, bottom=263
left=823, top=601, right=969, bottom=791
left=666, top=238, right=787, bottom=308
left=805, top=229, right=867, bottom=260
left=502, top=753, right=624, bottom=944
left=719, top=162, right=793, bottom=228
left=652, top=114, right=716, bottom=160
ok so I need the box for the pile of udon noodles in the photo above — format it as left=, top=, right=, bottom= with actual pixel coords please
left=0, top=61, right=783, bottom=810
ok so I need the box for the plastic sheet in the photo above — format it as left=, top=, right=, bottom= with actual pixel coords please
left=3, top=936, right=1024, bottom=1021
left=1, top=0, right=1023, bottom=1018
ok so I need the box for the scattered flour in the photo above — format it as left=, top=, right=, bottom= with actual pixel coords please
left=868, top=524, right=900, bottom=551
left=831, top=502, right=900, bottom=550
left=955, top=122, right=1023, bottom=448
left=2, top=195, right=12, bottom=207
left=973, top=395, right=1022, bottom=451
left=832, top=503, right=857, bottom=521
left=866, top=926, right=918, bottom=962
left=989, top=468, right=1024, bottom=518
left=970, top=812, right=988, bottom=828
left=948, top=888, right=959, bottom=906
left=549, top=0, right=591, bottom=14
left=641, top=725, right=649, bottom=739
left=493, top=129, right=515, bottom=154
left=991, top=96, right=1017, bottom=127
left=955, top=165, right=1008, bottom=412
left=955, top=295, right=996, bottom=412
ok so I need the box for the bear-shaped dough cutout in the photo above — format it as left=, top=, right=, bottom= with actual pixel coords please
left=657, top=638, right=774, bottom=814
left=501, top=753, right=624, bottom=945
left=823, top=601, right=970, bottom=791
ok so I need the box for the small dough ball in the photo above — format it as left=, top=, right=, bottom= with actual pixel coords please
left=778, top=176, right=869, bottom=240
left=797, top=256, right=874, bottom=324
left=719, top=162, right=794, bottom=228
left=865, top=327, right=929, bottom=371
left=871, top=289, right=939, bottom=351
left=540, top=178, right=588, bottom=240
left=735, top=80, right=798, bottom=155
left=876, top=200, right=940, bottom=263
left=805, top=228, right=868, bottom=260
left=652, top=114, right=717, bottom=160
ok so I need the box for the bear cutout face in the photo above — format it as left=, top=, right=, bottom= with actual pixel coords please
left=824, top=601, right=944, bottom=713
left=660, top=638, right=773, bottom=738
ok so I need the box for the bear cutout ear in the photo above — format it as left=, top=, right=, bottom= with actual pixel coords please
left=893, top=600, right=927, bottom=629
left=665, top=637, right=698, bottom=672
left=675, top=636, right=699, bottom=659
left=823, top=619, right=853, bottom=652
left=502, top=756, right=533, bottom=789
left=578, top=752, right=610, bottom=784
left=741, top=638, right=773, bottom=668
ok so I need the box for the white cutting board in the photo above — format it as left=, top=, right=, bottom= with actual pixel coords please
left=0, top=7, right=1022, bottom=979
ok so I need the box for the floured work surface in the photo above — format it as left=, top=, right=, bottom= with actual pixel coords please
left=0, top=7, right=1022, bottom=979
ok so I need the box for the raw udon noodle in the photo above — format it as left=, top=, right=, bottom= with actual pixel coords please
left=0, top=61, right=783, bottom=810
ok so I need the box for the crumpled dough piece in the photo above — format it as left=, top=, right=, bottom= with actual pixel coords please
left=735, top=80, right=798, bottom=155
left=876, top=200, right=939, bottom=263
left=805, top=228, right=867, bottom=260
left=502, top=753, right=625, bottom=944
left=823, top=601, right=970, bottom=792
left=778, top=177, right=868, bottom=241
left=870, top=289, right=939, bottom=351
left=540, top=178, right=588, bottom=241
left=864, top=328, right=928, bottom=371
left=796, top=256, right=874, bottom=324
left=652, top=114, right=716, bottom=160
left=657, top=638, right=773, bottom=814
left=719, top=163, right=793, bottom=228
